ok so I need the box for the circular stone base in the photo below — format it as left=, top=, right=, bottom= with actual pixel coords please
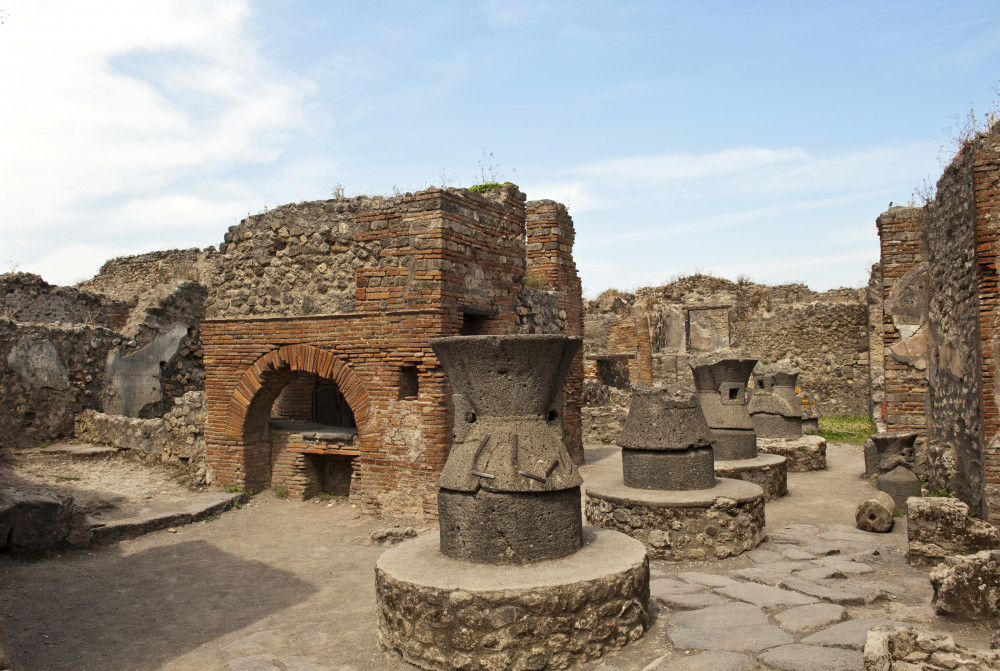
left=714, top=453, right=788, bottom=501
left=376, top=528, right=649, bottom=671
left=584, top=478, right=765, bottom=561
left=757, top=435, right=827, bottom=472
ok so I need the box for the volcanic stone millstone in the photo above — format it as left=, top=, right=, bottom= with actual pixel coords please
left=437, top=487, right=583, bottom=564
left=622, top=447, right=716, bottom=490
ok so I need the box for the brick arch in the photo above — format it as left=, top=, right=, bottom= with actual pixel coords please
left=226, top=345, right=371, bottom=442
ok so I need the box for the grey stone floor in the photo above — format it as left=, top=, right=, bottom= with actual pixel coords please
left=2, top=442, right=994, bottom=670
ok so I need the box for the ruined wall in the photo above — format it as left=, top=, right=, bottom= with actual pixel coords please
left=1, top=273, right=129, bottom=330
left=0, top=322, right=117, bottom=448
left=78, top=247, right=215, bottom=304
left=924, top=144, right=983, bottom=508
left=203, top=187, right=584, bottom=517
left=972, top=126, right=1000, bottom=519
left=877, top=207, right=929, bottom=437
left=74, top=391, right=207, bottom=480
left=582, top=276, right=870, bottom=415
left=734, top=298, right=869, bottom=416
left=102, top=281, right=206, bottom=418
left=873, top=123, right=1000, bottom=522
left=524, top=200, right=586, bottom=460
left=867, top=263, right=885, bottom=430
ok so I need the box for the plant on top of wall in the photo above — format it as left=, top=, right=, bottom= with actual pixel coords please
left=469, top=181, right=520, bottom=194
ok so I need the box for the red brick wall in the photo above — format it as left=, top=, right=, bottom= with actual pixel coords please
left=876, top=207, right=928, bottom=435
left=526, top=201, right=585, bottom=462
left=272, top=374, right=317, bottom=420
left=974, top=130, right=1000, bottom=522
left=202, top=187, right=563, bottom=519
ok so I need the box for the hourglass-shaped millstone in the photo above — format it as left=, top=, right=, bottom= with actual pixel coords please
left=617, top=388, right=717, bottom=490
left=430, top=334, right=584, bottom=564
left=748, top=362, right=803, bottom=439
left=690, top=356, right=759, bottom=461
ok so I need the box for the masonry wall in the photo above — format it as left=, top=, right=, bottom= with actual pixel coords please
left=1, top=322, right=117, bottom=448
left=877, top=207, right=929, bottom=437
left=873, top=123, right=1000, bottom=522
left=973, top=127, right=1000, bottom=519
left=78, top=247, right=215, bottom=304
left=924, top=144, right=984, bottom=508
left=582, top=276, right=870, bottom=415
left=1, top=273, right=129, bottom=330
left=203, top=187, right=584, bottom=517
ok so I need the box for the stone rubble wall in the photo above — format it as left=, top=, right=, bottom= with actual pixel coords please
left=864, top=626, right=1000, bottom=670
left=872, top=124, right=1000, bottom=521
left=929, top=549, right=1000, bottom=618
left=583, top=275, right=870, bottom=417
left=74, top=391, right=207, bottom=481
left=102, top=281, right=207, bottom=418
left=77, top=247, right=216, bottom=304
left=905, top=496, right=1000, bottom=567
left=1, top=273, right=131, bottom=330
left=867, top=263, right=886, bottom=431
left=0, top=322, right=118, bottom=448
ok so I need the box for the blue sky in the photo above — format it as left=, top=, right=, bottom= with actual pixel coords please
left=1, top=1, right=998, bottom=296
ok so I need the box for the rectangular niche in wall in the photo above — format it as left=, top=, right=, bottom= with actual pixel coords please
left=398, top=365, right=419, bottom=400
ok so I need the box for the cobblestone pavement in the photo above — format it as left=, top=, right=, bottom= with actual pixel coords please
left=1, top=442, right=995, bottom=670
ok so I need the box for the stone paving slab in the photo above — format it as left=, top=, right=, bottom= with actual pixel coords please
left=670, top=602, right=770, bottom=629
left=655, top=650, right=760, bottom=671
left=746, top=549, right=784, bottom=563
left=650, top=578, right=705, bottom=597
left=801, top=542, right=841, bottom=556
left=774, top=603, right=847, bottom=632
left=655, top=592, right=731, bottom=610
left=715, top=582, right=818, bottom=608
left=795, top=566, right=846, bottom=581
left=677, top=571, right=740, bottom=588
left=814, top=558, right=875, bottom=576
left=780, top=547, right=815, bottom=560
left=668, top=624, right=793, bottom=653
left=758, top=643, right=862, bottom=671
left=778, top=577, right=871, bottom=605
left=729, top=562, right=811, bottom=586
left=802, top=618, right=910, bottom=650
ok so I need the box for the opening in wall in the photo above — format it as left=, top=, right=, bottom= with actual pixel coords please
left=460, top=313, right=487, bottom=335
left=399, top=366, right=419, bottom=400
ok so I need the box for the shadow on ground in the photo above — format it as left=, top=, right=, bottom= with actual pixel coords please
left=1, top=540, right=316, bottom=671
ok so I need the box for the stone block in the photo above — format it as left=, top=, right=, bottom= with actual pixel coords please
left=906, top=497, right=1000, bottom=567
left=930, top=550, right=1000, bottom=617
left=877, top=466, right=921, bottom=512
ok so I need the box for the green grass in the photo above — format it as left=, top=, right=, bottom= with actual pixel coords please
left=273, top=485, right=289, bottom=499
left=53, top=475, right=81, bottom=482
left=818, top=414, right=875, bottom=444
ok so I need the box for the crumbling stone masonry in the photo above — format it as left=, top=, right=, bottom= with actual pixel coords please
left=202, top=187, right=584, bottom=518
left=583, top=275, right=870, bottom=416
left=872, top=122, right=1000, bottom=522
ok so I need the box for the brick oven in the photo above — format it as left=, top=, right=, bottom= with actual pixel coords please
left=201, top=186, right=583, bottom=518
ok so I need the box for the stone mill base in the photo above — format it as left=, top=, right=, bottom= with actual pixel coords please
left=714, top=453, right=788, bottom=501
left=375, top=528, right=649, bottom=671
left=757, top=435, right=827, bottom=472
left=584, top=477, right=765, bottom=561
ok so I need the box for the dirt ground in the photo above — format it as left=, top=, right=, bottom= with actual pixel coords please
left=0, top=442, right=996, bottom=671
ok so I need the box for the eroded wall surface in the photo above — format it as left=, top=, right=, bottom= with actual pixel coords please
left=583, top=276, right=870, bottom=415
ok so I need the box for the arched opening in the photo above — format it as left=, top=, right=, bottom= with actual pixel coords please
left=225, top=345, right=371, bottom=498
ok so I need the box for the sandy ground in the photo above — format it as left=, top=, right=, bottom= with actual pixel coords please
left=0, top=442, right=996, bottom=671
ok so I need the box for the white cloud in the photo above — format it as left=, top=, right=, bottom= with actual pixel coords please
left=0, top=0, right=315, bottom=281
